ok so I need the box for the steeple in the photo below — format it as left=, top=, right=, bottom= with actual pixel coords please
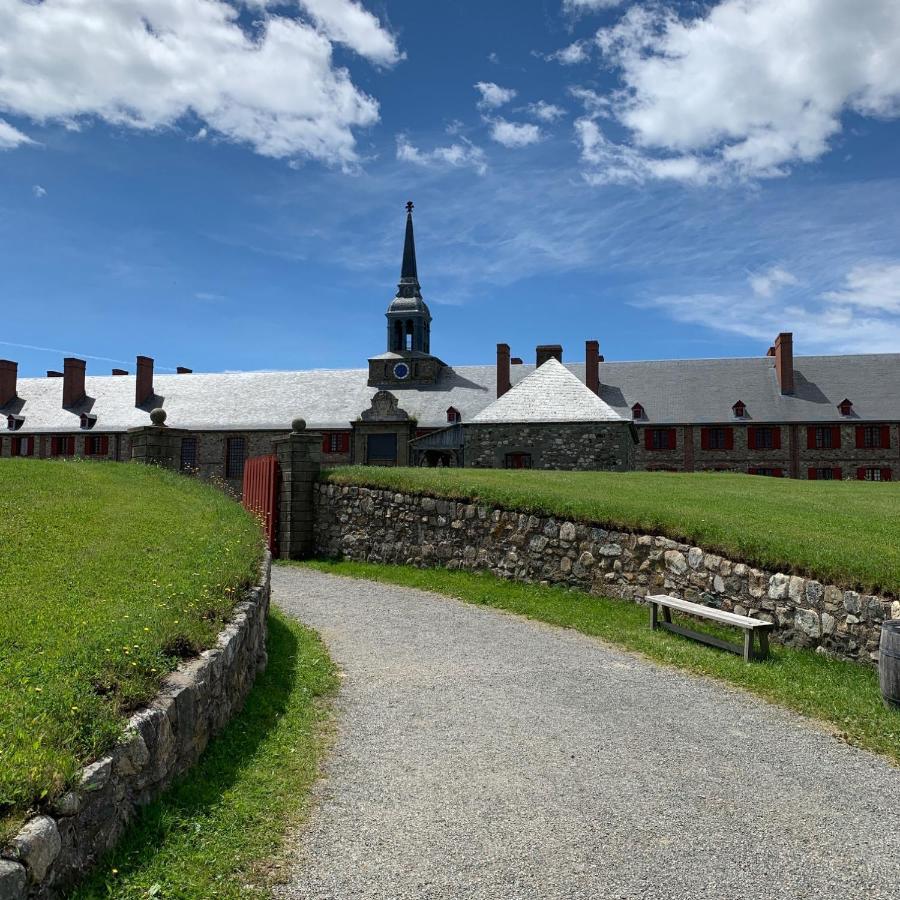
left=386, top=200, right=431, bottom=353
left=400, top=200, right=418, bottom=287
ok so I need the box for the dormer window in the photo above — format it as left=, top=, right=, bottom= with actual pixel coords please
left=732, top=400, right=747, bottom=419
left=7, top=414, right=24, bottom=431
left=80, top=413, right=97, bottom=430
left=447, top=406, right=461, bottom=423
left=631, top=402, right=645, bottom=420
left=838, top=398, right=853, bottom=417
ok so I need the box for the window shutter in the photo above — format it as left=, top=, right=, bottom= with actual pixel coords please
left=51, top=436, right=58, bottom=455
left=342, top=433, right=350, bottom=453
left=321, top=433, right=330, bottom=454
left=857, top=467, right=866, bottom=480
left=855, top=427, right=864, bottom=449
left=881, top=425, right=891, bottom=449
left=27, top=436, right=34, bottom=456
left=700, top=428, right=710, bottom=450
left=644, top=428, right=653, bottom=451
left=832, top=426, right=841, bottom=449
left=772, top=427, right=782, bottom=450
left=748, top=467, right=757, bottom=476
left=882, top=468, right=892, bottom=482
left=808, top=468, right=817, bottom=480
left=725, top=427, right=734, bottom=450
left=773, top=469, right=783, bottom=478
left=806, top=427, right=815, bottom=450
left=832, top=467, right=842, bottom=480
left=668, top=429, right=677, bottom=451
left=100, top=435, right=109, bottom=456
left=67, top=436, right=75, bottom=456
left=747, top=427, right=756, bottom=450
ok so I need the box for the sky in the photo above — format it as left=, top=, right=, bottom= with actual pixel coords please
left=1, top=0, right=900, bottom=376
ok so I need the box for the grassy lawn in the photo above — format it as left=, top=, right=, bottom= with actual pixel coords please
left=324, top=467, right=900, bottom=596
left=299, top=560, right=900, bottom=766
left=71, top=609, right=336, bottom=900
left=0, top=458, right=262, bottom=834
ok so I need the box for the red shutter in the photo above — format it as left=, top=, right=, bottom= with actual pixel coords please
left=342, top=432, right=350, bottom=453
left=857, top=467, right=866, bottom=480
left=773, top=468, right=783, bottom=478
left=855, top=427, right=865, bottom=449
left=67, top=436, right=75, bottom=456
left=748, top=467, right=757, bottom=476
left=881, top=425, right=891, bottom=449
left=832, top=467, right=842, bottom=480
left=100, top=435, right=109, bottom=456
left=321, top=433, right=330, bottom=454
left=832, top=426, right=841, bottom=449
left=51, top=436, right=58, bottom=456
left=748, top=427, right=756, bottom=450
left=668, top=429, right=677, bottom=450
left=808, top=468, right=817, bottom=480
left=26, top=436, right=34, bottom=456
left=700, top=428, right=710, bottom=450
left=644, top=428, right=653, bottom=451
left=806, top=427, right=815, bottom=449
left=724, top=427, right=734, bottom=450
left=882, top=468, right=892, bottom=482
left=772, top=427, right=781, bottom=450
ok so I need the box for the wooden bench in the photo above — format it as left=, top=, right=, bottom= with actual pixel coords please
left=646, top=594, right=774, bottom=662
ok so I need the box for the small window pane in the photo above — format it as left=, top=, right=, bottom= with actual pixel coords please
left=225, top=437, right=245, bottom=479
left=181, top=438, right=197, bottom=471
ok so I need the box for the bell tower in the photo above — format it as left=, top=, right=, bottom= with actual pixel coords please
left=368, top=201, right=446, bottom=387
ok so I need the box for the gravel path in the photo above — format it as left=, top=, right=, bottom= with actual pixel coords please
left=273, top=566, right=900, bottom=900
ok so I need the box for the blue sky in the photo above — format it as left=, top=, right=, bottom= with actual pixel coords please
left=2, top=0, right=900, bottom=376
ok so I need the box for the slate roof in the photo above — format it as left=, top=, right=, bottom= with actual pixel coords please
left=471, top=358, right=627, bottom=424
left=3, top=353, right=899, bottom=433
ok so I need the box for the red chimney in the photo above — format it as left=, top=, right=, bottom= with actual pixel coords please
left=536, top=344, right=563, bottom=366
left=585, top=340, right=600, bottom=395
left=136, top=356, right=154, bottom=407
left=47, top=370, right=63, bottom=378
left=496, top=343, right=511, bottom=398
left=0, top=359, right=17, bottom=406
left=112, top=368, right=128, bottom=376
left=176, top=366, right=192, bottom=374
left=62, top=357, right=86, bottom=408
left=774, top=332, right=794, bottom=394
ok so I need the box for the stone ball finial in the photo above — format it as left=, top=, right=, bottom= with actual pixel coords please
left=150, top=407, right=167, bottom=426
left=291, top=417, right=306, bottom=433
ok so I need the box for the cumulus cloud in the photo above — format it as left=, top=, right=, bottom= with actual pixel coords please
left=32, top=184, right=46, bottom=198
left=588, top=0, right=900, bottom=183
left=0, top=0, right=401, bottom=166
left=396, top=135, right=487, bottom=176
left=487, top=118, right=543, bottom=148
left=526, top=101, right=566, bottom=122
left=822, top=262, right=900, bottom=313
left=475, top=82, right=517, bottom=109
left=750, top=266, right=799, bottom=299
left=0, top=118, right=33, bottom=149
left=563, top=0, right=624, bottom=11
left=547, top=41, right=591, bottom=65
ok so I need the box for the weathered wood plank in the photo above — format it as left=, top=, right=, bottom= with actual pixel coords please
left=646, top=594, right=773, bottom=631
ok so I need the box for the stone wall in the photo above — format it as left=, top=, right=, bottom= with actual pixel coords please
left=464, top=422, right=636, bottom=471
left=0, top=555, right=272, bottom=900
left=314, top=484, right=897, bottom=664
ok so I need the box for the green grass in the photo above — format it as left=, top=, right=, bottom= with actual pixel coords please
left=0, top=459, right=263, bottom=833
left=70, top=609, right=336, bottom=900
left=324, top=467, right=900, bottom=596
left=298, top=559, right=900, bottom=766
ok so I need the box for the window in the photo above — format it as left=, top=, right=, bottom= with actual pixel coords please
left=50, top=436, right=75, bottom=457
left=838, top=398, right=853, bottom=417
left=732, top=401, right=746, bottom=418
left=225, top=437, right=245, bottom=479
left=83, top=435, right=109, bottom=456
left=322, top=432, right=350, bottom=455
left=631, top=403, right=645, bottom=420
left=856, top=425, right=890, bottom=449
left=79, top=413, right=97, bottom=430
left=809, top=467, right=842, bottom=481
left=181, top=437, right=197, bottom=471
left=329, top=433, right=342, bottom=452
left=446, top=407, right=461, bottom=423
left=645, top=428, right=675, bottom=451
left=748, top=426, right=780, bottom=450
left=504, top=452, right=532, bottom=469
left=11, top=436, right=34, bottom=456
left=807, top=426, right=841, bottom=450
left=815, top=427, right=833, bottom=449
left=7, top=415, right=23, bottom=431
left=701, top=427, right=732, bottom=450
left=858, top=467, right=891, bottom=482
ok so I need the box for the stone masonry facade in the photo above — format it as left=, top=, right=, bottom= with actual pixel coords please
left=314, top=484, right=897, bottom=664
left=465, top=423, right=636, bottom=471
left=0, top=556, right=271, bottom=900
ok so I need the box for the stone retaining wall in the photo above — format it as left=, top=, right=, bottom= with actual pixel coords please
left=0, top=554, right=271, bottom=900
left=315, top=484, right=898, bottom=664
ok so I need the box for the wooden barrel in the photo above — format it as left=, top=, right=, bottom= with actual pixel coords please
left=880, top=621, right=900, bottom=711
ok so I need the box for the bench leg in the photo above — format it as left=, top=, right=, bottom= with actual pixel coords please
left=663, top=606, right=672, bottom=624
left=757, top=630, right=770, bottom=660
left=743, top=629, right=753, bottom=662
left=650, top=602, right=658, bottom=631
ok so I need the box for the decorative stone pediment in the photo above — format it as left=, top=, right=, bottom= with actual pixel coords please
left=360, top=390, right=410, bottom=422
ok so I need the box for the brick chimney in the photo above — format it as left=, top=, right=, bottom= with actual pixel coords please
left=774, top=332, right=794, bottom=394
left=62, top=357, right=86, bottom=408
left=47, top=370, right=63, bottom=378
left=496, top=343, right=511, bottom=398
left=0, top=359, right=17, bottom=406
left=136, top=355, right=154, bottom=407
left=536, top=344, right=563, bottom=366
left=112, top=368, right=128, bottom=376
left=585, top=340, right=600, bottom=395
left=176, top=366, right=192, bottom=374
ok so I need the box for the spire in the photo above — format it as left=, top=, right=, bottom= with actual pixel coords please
left=400, top=200, right=418, bottom=284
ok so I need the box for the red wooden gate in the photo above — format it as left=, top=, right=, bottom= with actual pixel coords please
left=242, top=455, right=279, bottom=554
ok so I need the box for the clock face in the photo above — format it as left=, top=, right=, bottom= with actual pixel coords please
left=393, top=362, right=411, bottom=380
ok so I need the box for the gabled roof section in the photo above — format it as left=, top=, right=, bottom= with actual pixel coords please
left=471, top=357, right=627, bottom=424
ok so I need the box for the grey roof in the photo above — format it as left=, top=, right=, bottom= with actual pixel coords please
left=4, top=353, right=900, bottom=434
left=471, top=358, right=627, bottom=424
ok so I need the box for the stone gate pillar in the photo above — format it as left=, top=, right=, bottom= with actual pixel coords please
left=128, top=409, right=186, bottom=469
left=273, top=418, right=322, bottom=559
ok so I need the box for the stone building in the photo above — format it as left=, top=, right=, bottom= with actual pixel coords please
left=2, top=204, right=899, bottom=481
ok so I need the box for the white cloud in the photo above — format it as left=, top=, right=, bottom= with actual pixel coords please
left=0, top=0, right=400, bottom=166
left=568, top=86, right=611, bottom=116
left=563, top=0, right=624, bottom=11
left=396, top=135, right=487, bottom=176
left=32, top=184, right=46, bottom=198
left=487, top=118, right=543, bottom=148
left=638, top=260, right=900, bottom=354
left=488, top=51, right=500, bottom=64
left=526, top=101, right=566, bottom=122
left=0, top=118, right=33, bottom=149
left=750, top=266, right=799, bottom=299
left=592, top=0, right=900, bottom=181
left=475, top=82, right=517, bottom=109
left=548, top=41, right=591, bottom=65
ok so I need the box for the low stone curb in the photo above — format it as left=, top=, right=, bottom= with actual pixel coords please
left=315, top=484, right=896, bottom=663
left=1, top=552, right=271, bottom=900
